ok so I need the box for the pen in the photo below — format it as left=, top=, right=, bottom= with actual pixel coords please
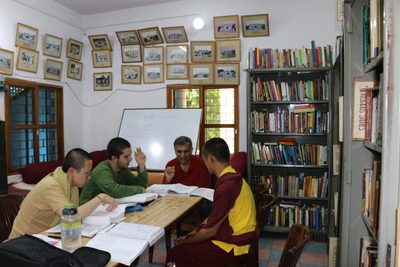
left=47, top=234, right=61, bottom=239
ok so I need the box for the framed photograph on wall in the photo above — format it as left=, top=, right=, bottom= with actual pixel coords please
left=166, top=45, right=188, bottom=64
left=66, top=38, right=83, bottom=61
left=91, top=50, right=112, bottom=68
left=189, top=63, right=214, bottom=84
left=121, top=65, right=141, bottom=84
left=137, top=27, right=164, bottom=46
left=121, top=45, right=142, bottom=63
left=241, top=14, right=269, bottom=37
left=16, top=47, right=39, bottom=73
left=88, top=34, right=112, bottom=50
left=15, top=22, right=39, bottom=50
left=93, top=72, right=112, bottom=91
left=143, top=46, right=164, bottom=65
left=67, top=60, right=83, bottom=81
left=213, top=15, right=240, bottom=39
left=0, top=48, right=14, bottom=76
left=43, top=34, right=63, bottom=58
left=44, top=59, right=63, bottom=81
left=143, top=64, right=164, bottom=84
left=216, top=39, right=241, bottom=62
left=190, top=41, right=215, bottom=63
left=214, top=63, right=239, bottom=85
left=167, top=64, right=188, bottom=80
left=116, top=30, right=141, bottom=45
left=162, top=26, right=188, bottom=43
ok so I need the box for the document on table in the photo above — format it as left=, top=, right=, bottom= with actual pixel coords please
left=116, top=192, right=158, bottom=205
left=146, top=183, right=214, bottom=201
left=106, top=222, right=164, bottom=246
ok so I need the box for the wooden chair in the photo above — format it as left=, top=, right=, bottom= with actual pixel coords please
left=278, top=224, right=312, bottom=267
left=0, top=194, right=24, bottom=242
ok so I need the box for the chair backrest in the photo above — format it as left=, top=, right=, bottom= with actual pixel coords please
left=278, top=224, right=312, bottom=267
left=0, top=195, right=25, bottom=242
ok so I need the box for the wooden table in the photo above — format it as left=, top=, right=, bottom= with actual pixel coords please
left=106, top=195, right=202, bottom=266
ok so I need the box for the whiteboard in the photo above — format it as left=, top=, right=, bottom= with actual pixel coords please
left=118, top=108, right=202, bottom=171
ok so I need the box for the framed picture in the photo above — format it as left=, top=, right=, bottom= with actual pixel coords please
left=215, top=63, right=239, bottom=85
left=167, top=64, right=188, bottom=80
left=189, top=64, right=214, bottom=84
left=93, top=72, right=112, bottom=91
left=44, top=59, right=63, bottom=81
left=213, top=15, right=240, bottom=39
left=190, top=41, right=215, bottom=63
left=143, top=46, right=164, bottom=65
left=143, top=64, right=164, bottom=84
left=166, top=45, right=188, bottom=64
left=162, top=26, right=188, bottom=43
left=116, top=30, right=141, bottom=45
left=66, top=38, right=83, bottom=61
left=91, top=50, right=112, bottom=68
left=15, top=22, right=39, bottom=50
left=16, top=47, right=39, bottom=73
left=121, top=45, right=142, bottom=63
left=0, top=48, right=14, bottom=76
left=137, top=27, right=164, bottom=46
left=43, top=34, right=63, bottom=58
left=352, top=78, right=377, bottom=140
left=88, top=34, right=112, bottom=51
left=216, top=39, right=241, bottom=62
left=241, top=14, right=270, bottom=37
left=121, top=65, right=141, bottom=84
left=67, top=60, right=83, bottom=81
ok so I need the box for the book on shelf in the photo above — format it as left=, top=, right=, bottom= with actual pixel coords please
left=146, top=183, right=214, bottom=202
left=359, top=236, right=378, bottom=267
left=116, top=192, right=159, bottom=205
left=328, top=236, right=338, bottom=267
left=85, top=222, right=165, bottom=266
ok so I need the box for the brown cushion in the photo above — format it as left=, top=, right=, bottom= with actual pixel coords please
left=21, top=160, right=62, bottom=184
left=90, top=150, right=108, bottom=168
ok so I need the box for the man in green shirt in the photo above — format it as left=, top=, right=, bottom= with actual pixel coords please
left=80, top=137, right=148, bottom=204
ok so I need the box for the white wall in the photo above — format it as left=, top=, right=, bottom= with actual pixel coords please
left=1, top=0, right=341, bottom=156
left=81, top=0, right=341, bottom=152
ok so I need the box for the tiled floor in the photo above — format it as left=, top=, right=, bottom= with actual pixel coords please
left=136, top=234, right=328, bottom=267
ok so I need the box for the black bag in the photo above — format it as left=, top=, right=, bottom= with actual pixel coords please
left=0, top=234, right=111, bottom=267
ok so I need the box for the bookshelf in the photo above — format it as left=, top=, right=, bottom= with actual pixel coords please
left=246, top=66, right=334, bottom=240
left=339, top=0, right=397, bottom=266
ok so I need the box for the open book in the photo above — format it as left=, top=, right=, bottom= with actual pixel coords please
left=116, top=192, right=158, bottom=205
left=85, top=222, right=164, bottom=266
left=146, top=183, right=214, bottom=202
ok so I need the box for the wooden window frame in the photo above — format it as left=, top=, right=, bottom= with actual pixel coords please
left=166, top=84, right=239, bottom=154
left=4, top=78, right=64, bottom=174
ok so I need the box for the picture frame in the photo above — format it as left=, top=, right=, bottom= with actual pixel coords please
left=216, top=39, right=241, bottom=62
left=93, top=72, right=112, bottom=91
left=121, top=45, right=142, bottom=63
left=44, top=58, right=63, bottom=81
left=162, top=26, right=188, bottom=43
left=143, top=64, right=164, bottom=84
left=88, top=34, right=112, bottom=51
left=137, top=27, right=164, bottom=46
left=91, top=50, right=112, bottom=68
left=352, top=78, right=377, bottom=140
left=116, top=30, right=141, bottom=45
left=143, top=46, right=164, bottom=65
left=121, top=65, right=141, bottom=84
left=189, top=63, right=214, bottom=84
left=15, top=22, right=39, bottom=50
left=167, top=64, right=188, bottom=80
left=66, top=38, right=83, bottom=61
left=241, top=14, right=270, bottom=37
left=166, top=45, right=188, bottom=64
left=213, top=15, right=240, bottom=39
left=16, top=47, right=39, bottom=73
left=0, top=48, right=14, bottom=76
left=190, top=41, right=215, bottom=63
left=67, top=60, right=83, bottom=81
left=43, top=34, right=63, bottom=58
left=214, top=63, right=239, bottom=85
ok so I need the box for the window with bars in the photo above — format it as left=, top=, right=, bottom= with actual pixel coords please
left=4, top=78, right=64, bottom=174
left=167, top=85, right=238, bottom=154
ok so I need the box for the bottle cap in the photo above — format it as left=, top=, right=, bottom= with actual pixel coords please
left=64, top=202, right=75, bottom=209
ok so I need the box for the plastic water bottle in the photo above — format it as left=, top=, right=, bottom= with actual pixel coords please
left=60, top=203, right=81, bottom=252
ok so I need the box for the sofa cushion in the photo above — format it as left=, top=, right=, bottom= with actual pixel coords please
left=21, top=160, right=62, bottom=184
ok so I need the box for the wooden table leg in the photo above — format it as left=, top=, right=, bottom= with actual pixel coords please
left=148, top=245, right=154, bottom=263
left=166, top=229, right=171, bottom=251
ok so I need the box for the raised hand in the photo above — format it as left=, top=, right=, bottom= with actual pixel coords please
left=134, top=147, right=146, bottom=171
left=164, top=166, right=175, bottom=183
